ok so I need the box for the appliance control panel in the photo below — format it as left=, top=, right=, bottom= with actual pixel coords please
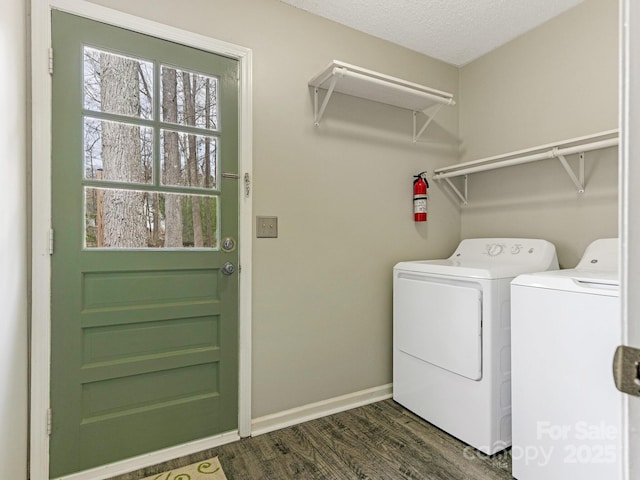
left=575, top=238, right=618, bottom=272
left=441, top=238, right=559, bottom=275
left=485, top=242, right=527, bottom=257
left=451, top=238, right=555, bottom=264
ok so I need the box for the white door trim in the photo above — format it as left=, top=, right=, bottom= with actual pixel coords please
left=620, top=1, right=640, bottom=478
left=30, top=1, right=253, bottom=478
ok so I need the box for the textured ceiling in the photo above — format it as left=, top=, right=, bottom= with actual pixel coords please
left=278, top=0, right=585, bottom=66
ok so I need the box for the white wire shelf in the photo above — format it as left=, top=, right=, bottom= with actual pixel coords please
left=433, top=129, right=619, bottom=204
left=308, top=60, right=455, bottom=142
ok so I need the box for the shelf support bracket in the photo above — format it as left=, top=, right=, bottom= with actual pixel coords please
left=413, top=103, right=444, bottom=143
left=314, top=74, right=340, bottom=127
left=556, top=151, right=585, bottom=193
left=443, top=175, right=468, bottom=205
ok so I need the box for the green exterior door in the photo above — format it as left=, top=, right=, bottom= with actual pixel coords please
left=50, top=11, right=239, bottom=477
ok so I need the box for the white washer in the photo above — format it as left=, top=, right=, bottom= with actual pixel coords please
left=393, top=238, right=559, bottom=455
left=511, top=238, right=622, bottom=480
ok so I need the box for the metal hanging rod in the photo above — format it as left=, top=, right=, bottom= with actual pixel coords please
left=434, top=130, right=618, bottom=179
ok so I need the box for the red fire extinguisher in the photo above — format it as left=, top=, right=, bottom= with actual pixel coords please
left=413, top=172, right=429, bottom=222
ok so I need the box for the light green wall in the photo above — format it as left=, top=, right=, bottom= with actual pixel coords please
left=86, top=0, right=461, bottom=417
left=458, top=0, right=619, bottom=267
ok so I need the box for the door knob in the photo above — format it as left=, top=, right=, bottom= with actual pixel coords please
left=222, top=262, right=235, bottom=275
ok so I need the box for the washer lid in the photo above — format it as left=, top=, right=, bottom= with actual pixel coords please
left=394, top=238, right=559, bottom=279
left=512, top=238, right=619, bottom=295
left=512, top=269, right=619, bottom=296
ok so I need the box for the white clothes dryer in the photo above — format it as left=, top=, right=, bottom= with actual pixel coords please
left=393, top=238, right=558, bottom=455
left=511, top=238, right=622, bottom=480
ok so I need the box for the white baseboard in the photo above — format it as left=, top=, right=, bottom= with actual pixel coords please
left=55, top=431, right=240, bottom=480
left=250, top=383, right=393, bottom=437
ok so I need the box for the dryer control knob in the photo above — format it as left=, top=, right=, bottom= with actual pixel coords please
left=488, top=244, right=504, bottom=256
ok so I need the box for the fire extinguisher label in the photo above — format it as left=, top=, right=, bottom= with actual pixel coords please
left=414, top=197, right=427, bottom=213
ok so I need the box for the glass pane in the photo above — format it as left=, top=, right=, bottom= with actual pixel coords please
left=85, top=187, right=219, bottom=249
left=160, top=129, right=217, bottom=189
left=84, top=117, right=153, bottom=184
left=84, top=46, right=153, bottom=119
left=161, top=65, right=218, bottom=130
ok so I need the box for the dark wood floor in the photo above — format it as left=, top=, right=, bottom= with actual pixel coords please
left=109, top=399, right=513, bottom=480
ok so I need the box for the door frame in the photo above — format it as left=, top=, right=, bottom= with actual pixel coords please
left=30, top=1, right=253, bottom=478
left=620, top=1, right=640, bottom=478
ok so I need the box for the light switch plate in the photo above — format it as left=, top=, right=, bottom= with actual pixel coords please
left=256, top=216, right=278, bottom=238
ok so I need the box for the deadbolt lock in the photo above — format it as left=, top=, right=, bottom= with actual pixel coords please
left=613, top=345, right=640, bottom=397
left=221, top=237, right=236, bottom=252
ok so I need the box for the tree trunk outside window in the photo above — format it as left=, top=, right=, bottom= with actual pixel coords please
left=99, top=53, right=147, bottom=248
